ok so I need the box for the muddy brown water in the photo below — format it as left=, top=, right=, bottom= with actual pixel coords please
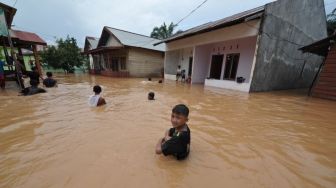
left=0, top=74, right=336, bottom=188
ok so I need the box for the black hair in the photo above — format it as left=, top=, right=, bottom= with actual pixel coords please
left=46, top=72, right=53, bottom=77
left=93, top=85, right=102, bottom=94
left=178, top=65, right=181, bottom=68
left=172, top=104, right=189, bottom=117
left=148, top=92, right=155, bottom=100
left=148, top=78, right=152, bottom=81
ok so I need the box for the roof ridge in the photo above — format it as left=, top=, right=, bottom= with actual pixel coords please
left=105, top=26, right=160, bottom=40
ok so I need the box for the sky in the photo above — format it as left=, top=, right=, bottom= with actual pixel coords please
left=0, top=0, right=335, bottom=47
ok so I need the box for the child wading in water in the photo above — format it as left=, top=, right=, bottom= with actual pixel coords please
left=156, top=104, right=191, bottom=160
left=88, top=85, right=106, bottom=107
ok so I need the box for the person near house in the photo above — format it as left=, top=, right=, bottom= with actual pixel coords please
left=0, top=60, right=5, bottom=89
left=148, top=92, right=155, bottom=100
left=43, top=72, right=57, bottom=88
left=181, top=70, right=186, bottom=82
left=20, top=79, right=46, bottom=96
left=176, top=65, right=182, bottom=81
left=88, top=85, right=106, bottom=107
left=25, top=66, right=42, bottom=85
left=155, top=104, right=191, bottom=160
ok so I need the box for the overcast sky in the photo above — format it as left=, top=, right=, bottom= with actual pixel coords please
left=0, top=0, right=335, bottom=47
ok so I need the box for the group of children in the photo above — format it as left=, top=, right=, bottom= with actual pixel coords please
left=176, top=65, right=191, bottom=83
left=88, top=83, right=191, bottom=160
left=20, top=69, right=57, bottom=96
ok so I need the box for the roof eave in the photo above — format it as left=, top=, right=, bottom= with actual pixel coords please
left=154, top=10, right=264, bottom=46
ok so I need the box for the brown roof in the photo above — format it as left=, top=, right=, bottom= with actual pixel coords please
left=154, top=6, right=264, bottom=45
left=10, top=29, right=47, bottom=46
left=0, top=2, right=17, bottom=28
left=299, top=34, right=336, bottom=57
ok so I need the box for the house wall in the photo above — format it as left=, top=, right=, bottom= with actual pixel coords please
left=193, top=45, right=211, bottom=83
left=164, top=47, right=193, bottom=80
left=250, top=0, right=328, bottom=92
left=166, top=20, right=260, bottom=51
left=164, top=20, right=260, bottom=82
left=191, top=36, right=259, bottom=92
left=127, top=47, right=164, bottom=77
left=164, top=50, right=180, bottom=79
left=106, top=35, right=123, bottom=47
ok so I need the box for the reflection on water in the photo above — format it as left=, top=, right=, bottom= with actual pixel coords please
left=1, top=74, right=336, bottom=188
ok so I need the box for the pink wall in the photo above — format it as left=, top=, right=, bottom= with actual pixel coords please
left=192, top=36, right=258, bottom=83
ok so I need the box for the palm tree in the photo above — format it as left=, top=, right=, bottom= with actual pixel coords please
left=327, top=8, right=336, bottom=35
left=150, top=22, right=177, bottom=40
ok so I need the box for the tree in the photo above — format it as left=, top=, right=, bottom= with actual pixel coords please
left=41, top=36, right=84, bottom=73
left=150, top=22, right=177, bottom=40
left=327, top=8, right=336, bottom=36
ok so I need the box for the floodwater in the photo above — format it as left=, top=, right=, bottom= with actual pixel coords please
left=1, top=74, right=336, bottom=188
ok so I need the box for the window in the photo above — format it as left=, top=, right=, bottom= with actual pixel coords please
left=209, top=55, right=224, bottom=80
left=111, top=57, right=119, bottom=72
left=224, top=54, right=240, bottom=80
left=120, top=57, right=127, bottom=70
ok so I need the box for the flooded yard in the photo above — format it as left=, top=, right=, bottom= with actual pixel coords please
left=1, top=74, right=336, bottom=188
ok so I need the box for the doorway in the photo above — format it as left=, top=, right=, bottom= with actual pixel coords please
left=188, top=57, right=193, bottom=76
left=209, top=55, right=224, bottom=79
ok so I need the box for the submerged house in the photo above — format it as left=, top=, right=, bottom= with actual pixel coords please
left=84, top=27, right=165, bottom=78
left=84, top=36, right=99, bottom=74
left=157, top=0, right=328, bottom=92
left=0, top=2, right=47, bottom=75
left=300, top=34, right=336, bottom=100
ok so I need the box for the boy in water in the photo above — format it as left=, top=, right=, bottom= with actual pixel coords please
left=156, top=104, right=191, bottom=160
left=148, top=92, right=155, bottom=100
left=20, top=79, right=46, bottom=96
left=176, top=65, right=182, bottom=81
left=88, top=85, right=106, bottom=107
left=43, top=72, right=57, bottom=88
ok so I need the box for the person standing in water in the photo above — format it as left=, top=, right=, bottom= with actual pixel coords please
left=43, top=72, right=57, bottom=88
left=88, top=85, right=106, bottom=107
left=0, top=60, right=5, bottom=89
left=156, top=104, right=191, bottom=160
left=176, top=65, right=182, bottom=81
left=20, top=79, right=46, bottom=96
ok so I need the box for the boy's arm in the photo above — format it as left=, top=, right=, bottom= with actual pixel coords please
left=155, top=138, right=165, bottom=154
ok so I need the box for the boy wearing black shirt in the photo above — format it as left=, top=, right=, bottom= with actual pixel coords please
left=156, top=104, right=190, bottom=160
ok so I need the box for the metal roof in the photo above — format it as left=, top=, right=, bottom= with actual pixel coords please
left=87, top=36, right=99, bottom=49
left=84, top=36, right=99, bottom=52
left=10, top=29, right=47, bottom=46
left=104, top=27, right=165, bottom=52
left=299, top=34, right=336, bottom=57
left=0, top=2, right=17, bottom=28
left=155, top=6, right=265, bottom=45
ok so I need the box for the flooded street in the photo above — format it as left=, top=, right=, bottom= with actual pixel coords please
left=1, top=74, right=336, bottom=188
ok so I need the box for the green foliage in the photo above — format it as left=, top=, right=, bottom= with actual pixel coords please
left=327, top=8, right=336, bottom=36
left=41, top=36, right=84, bottom=73
left=150, top=22, right=177, bottom=40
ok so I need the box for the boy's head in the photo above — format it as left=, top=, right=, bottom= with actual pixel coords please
left=178, top=65, right=181, bottom=69
left=148, top=92, right=155, bottom=100
left=93, top=85, right=102, bottom=94
left=148, top=77, right=152, bottom=81
left=171, top=104, right=189, bottom=128
left=46, top=72, right=53, bottom=78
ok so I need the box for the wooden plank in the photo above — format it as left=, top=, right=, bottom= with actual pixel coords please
left=319, top=72, right=336, bottom=77
left=313, top=89, right=336, bottom=97
left=318, top=77, right=336, bottom=82
left=312, top=93, right=336, bottom=100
